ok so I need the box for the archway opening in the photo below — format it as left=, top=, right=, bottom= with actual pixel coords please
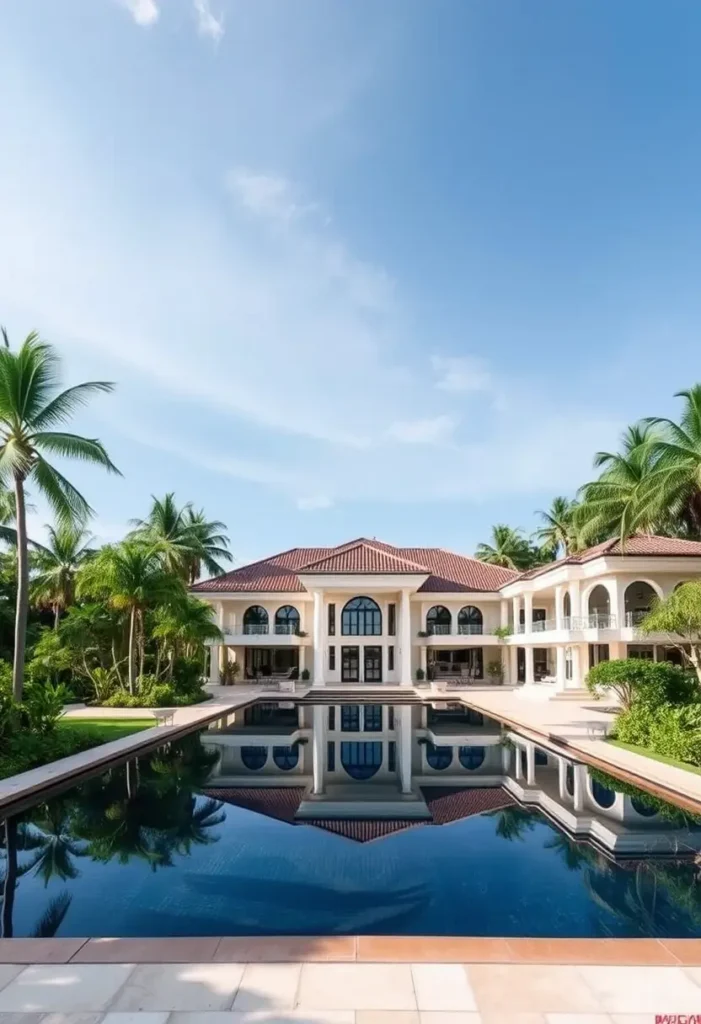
left=426, top=605, right=451, bottom=635
left=243, top=606, right=269, bottom=634
left=458, top=605, right=483, bottom=635
left=624, top=581, right=658, bottom=626
left=274, top=605, right=300, bottom=635
left=587, top=584, right=610, bottom=626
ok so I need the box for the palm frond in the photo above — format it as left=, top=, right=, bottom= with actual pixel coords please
left=31, top=457, right=93, bottom=527
left=32, top=381, right=116, bottom=430
left=32, top=432, right=121, bottom=474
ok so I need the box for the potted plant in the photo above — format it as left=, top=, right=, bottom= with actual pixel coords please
left=415, top=668, right=425, bottom=682
left=486, top=660, right=503, bottom=685
left=417, top=630, right=429, bottom=638
left=222, top=661, right=241, bottom=686
left=301, top=668, right=310, bottom=681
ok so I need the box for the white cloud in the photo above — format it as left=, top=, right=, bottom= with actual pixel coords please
left=227, top=169, right=312, bottom=224
left=117, top=0, right=159, bottom=26
left=432, top=354, right=492, bottom=394
left=193, top=0, right=224, bottom=41
left=297, top=495, right=334, bottom=511
left=388, top=415, right=458, bottom=445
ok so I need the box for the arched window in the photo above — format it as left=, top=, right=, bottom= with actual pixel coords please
left=587, top=585, right=610, bottom=626
left=591, top=779, right=616, bottom=809
left=563, top=591, right=571, bottom=624
left=241, top=746, right=268, bottom=770
left=243, top=606, right=269, bottom=635
left=631, top=795, right=658, bottom=818
left=458, top=746, right=485, bottom=770
left=624, top=582, right=659, bottom=627
left=565, top=763, right=574, bottom=796
left=342, top=597, right=382, bottom=636
left=273, top=744, right=299, bottom=771
left=426, top=742, right=453, bottom=770
left=275, top=605, right=300, bottom=635
left=458, top=606, right=483, bottom=635
left=426, top=606, right=451, bottom=635
left=341, top=741, right=382, bottom=780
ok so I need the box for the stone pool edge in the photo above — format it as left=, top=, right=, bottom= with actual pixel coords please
left=1, top=936, right=701, bottom=965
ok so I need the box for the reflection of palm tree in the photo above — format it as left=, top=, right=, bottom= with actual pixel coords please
left=487, top=806, right=537, bottom=842
left=31, top=891, right=72, bottom=937
left=1, top=815, right=73, bottom=938
left=24, top=800, right=87, bottom=886
left=544, top=832, right=601, bottom=872
left=170, top=797, right=225, bottom=855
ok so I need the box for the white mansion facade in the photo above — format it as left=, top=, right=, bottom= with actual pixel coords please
left=191, top=535, right=701, bottom=693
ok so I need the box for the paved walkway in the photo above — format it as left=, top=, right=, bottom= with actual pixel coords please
left=0, top=950, right=699, bottom=1019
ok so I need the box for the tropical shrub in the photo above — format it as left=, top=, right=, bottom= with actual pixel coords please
left=586, top=658, right=696, bottom=711
left=638, top=582, right=701, bottom=686
left=615, top=702, right=701, bottom=765
left=22, top=682, right=69, bottom=734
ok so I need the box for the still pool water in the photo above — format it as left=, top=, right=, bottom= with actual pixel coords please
left=2, top=701, right=701, bottom=938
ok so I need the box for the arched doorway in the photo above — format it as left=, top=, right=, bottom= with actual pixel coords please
left=243, top=606, right=269, bottom=634
left=426, top=606, right=451, bottom=635
left=587, top=585, right=610, bottom=626
left=624, top=581, right=659, bottom=627
left=563, top=591, right=571, bottom=625
left=458, top=606, right=483, bottom=635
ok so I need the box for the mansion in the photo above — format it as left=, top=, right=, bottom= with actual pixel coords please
left=191, top=535, right=701, bottom=694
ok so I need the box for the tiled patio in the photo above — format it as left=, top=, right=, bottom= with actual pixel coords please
left=0, top=941, right=700, bottom=1020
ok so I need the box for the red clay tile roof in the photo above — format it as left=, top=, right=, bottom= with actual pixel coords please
left=192, top=537, right=518, bottom=594
left=421, top=786, right=515, bottom=823
left=517, top=534, right=701, bottom=581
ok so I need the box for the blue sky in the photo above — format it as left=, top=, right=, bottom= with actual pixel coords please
left=1, top=0, right=700, bottom=567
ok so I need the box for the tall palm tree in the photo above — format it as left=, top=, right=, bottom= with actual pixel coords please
left=475, top=524, right=534, bottom=571
left=78, top=542, right=182, bottom=693
left=182, top=507, right=232, bottom=584
left=30, top=524, right=95, bottom=628
left=534, top=496, right=579, bottom=558
left=152, top=596, right=222, bottom=678
left=639, top=385, right=701, bottom=538
left=574, top=423, right=658, bottom=545
left=0, top=331, right=118, bottom=700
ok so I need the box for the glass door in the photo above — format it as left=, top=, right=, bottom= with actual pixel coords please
left=341, top=646, right=360, bottom=682
left=363, top=646, right=382, bottom=683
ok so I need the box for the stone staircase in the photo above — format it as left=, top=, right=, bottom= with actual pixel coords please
left=300, top=686, right=421, bottom=705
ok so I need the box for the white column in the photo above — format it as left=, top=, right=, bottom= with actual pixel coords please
left=501, top=743, right=511, bottom=774
left=216, top=601, right=226, bottom=677
left=509, top=644, right=518, bottom=686
left=398, top=706, right=412, bottom=794
left=556, top=646, right=566, bottom=690
left=420, top=645, right=427, bottom=678
left=512, top=596, right=521, bottom=633
left=312, top=705, right=326, bottom=794
left=554, top=586, right=564, bottom=630
left=299, top=645, right=306, bottom=675
left=524, top=592, right=533, bottom=634
left=209, top=645, right=220, bottom=684
left=568, top=580, right=582, bottom=621
left=500, top=599, right=509, bottom=628
left=609, top=577, right=623, bottom=629
left=525, top=742, right=536, bottom=785
left=400, top=589, right=412, bottom=687
left=525, top=645, right=535, bottom=686
left=514, top=744, right=523, bottom=780
left=558, top=757, right=567, bottom=800
left=573, top=764, right=586, bottom=811
left=570, top=644, right=584, bottom=689
left=312, top=590, right=324, bottom=687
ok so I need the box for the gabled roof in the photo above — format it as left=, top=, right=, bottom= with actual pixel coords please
left=298, top=541, right=429, bottom=575
left=192, top=537, right=519, bottom=594
left=517, top=534, right=701, bottom=581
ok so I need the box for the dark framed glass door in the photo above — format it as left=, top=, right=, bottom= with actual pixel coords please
left=341, top=646, right=360, bottom=682
left=363, top=646, right=382, bottom=683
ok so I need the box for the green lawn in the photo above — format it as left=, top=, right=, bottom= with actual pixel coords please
left=608, top=737, right=701, bottom=777
left=58, top=717, right=157, bottom=742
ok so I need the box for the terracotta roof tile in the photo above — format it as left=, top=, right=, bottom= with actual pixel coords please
left=517, top=533, right=701, bottom=581
left=192, top=537, right=519, bottom=594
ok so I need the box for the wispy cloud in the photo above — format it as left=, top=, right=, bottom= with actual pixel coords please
left=227, top=169, right=315, bottom=224
left=117, top=0, right=159, bottom=26
left=193, top=0, right=224, bottom=41
left=432, top=354, right=492, bottom=394
left=388, top=415, right=458, bottom=445
left=297, top=495, right=334, bottom=511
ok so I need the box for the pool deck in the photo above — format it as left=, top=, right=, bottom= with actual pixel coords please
left=0, top=939, right=700, bottom=1018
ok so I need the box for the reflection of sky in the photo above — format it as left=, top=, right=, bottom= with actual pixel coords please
left=7, top=797, right=701, bottom=939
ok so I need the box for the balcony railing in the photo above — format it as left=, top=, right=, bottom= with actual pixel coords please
left=625, top=610, right=649, bottom=627
left=579, top=613, right=617, bottom=630
left=243, top=624, right=269, bottom=635
left=457, top=623, right=483, bottom=635
left=274, top=623, right=300, bottom=635
left=514, top=613, right=618, bottom=635
left=532, top=618, right=556, bottom=632
left=426, top=623, right=451, bottom=635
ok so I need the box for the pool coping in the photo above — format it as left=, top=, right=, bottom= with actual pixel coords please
left=1, top=935, right=701, bottom=965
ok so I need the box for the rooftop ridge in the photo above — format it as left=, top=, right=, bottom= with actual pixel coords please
left=297, top=540, right=430, bottom=573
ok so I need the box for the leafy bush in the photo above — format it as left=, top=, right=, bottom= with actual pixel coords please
left=615, top=701, right=701, bottom=765
left=22, top=682, right=70, bottom=734
left=103, top=682, right=209, bottom=708
left=586, top=658, right=697, bottom=711
left=0, top=724, right=120, bottom=780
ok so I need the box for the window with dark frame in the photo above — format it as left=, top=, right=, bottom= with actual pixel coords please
left=327, top=741, right=336, bottom=771
left=328, top=603, right=336, bottom=636
left=341, top=596, right=382, bottom=635
left=329, top=645, right=336, bottom=671
left=388, top=645, right=394, bottom=671
left=328, top=706, right=335, bottom=730
left=388, top=603, right=396, bottom=636
left=341, top=705, right=360, bottom=731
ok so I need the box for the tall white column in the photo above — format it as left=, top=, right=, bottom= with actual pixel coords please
left=568, top=580, right=582, bottom=621
left=299, top=645, right=306, bottom=675
left=400, top=589, right=412, bottom=687
left=525, top=645, right=535, bottom=686
left=554, top=585, right=564, bottom=630
left=312, top=590, right=324, bottom=687
left=398, top=706, right=412, bottom=794
left=512, top=596, right=521, bottom=632
left=312, top=705, right=326, bottom=794
left=420, top=645, right=427, bottom=678
left=556, top=646, right=566, bottom=690
left=509, top=644, right=518, bottom=685
left=209, top=645, right=220, bottom=684
left=500, top=599, right=509, bottom=628
left=514, top=744, right=523, bottom=780
left=571, top=644, right=583, bottom=689
left=216, top=601, right=226, bottom=677
left=524, top=592, right=534, bottom=634
left=526, top=742, right=536, bottom=785
left=557, top=757, right=567, bottom=800
left=501, top=743, right=511, bottom=774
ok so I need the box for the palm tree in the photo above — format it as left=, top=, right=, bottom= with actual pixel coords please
left=475, top=524, right=534, bottom=571
left=152, top=596, right=222, bottom=678
left=639, top=385, right=701, bottom=538
left=182, top=507, right=232, bottom=584
left=30, top=524, right=95, bottom=628
left=23, top=800, right=86, bottom=887
left=574, top=423, right=658, bottom=545
left=78, top=542, right=183, bottom=693
left=0, top=331, right=118, bottom=700
left=534, top=496, right=579, bottom=558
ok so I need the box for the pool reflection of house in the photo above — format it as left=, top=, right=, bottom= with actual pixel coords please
left=201, top=702, right=701, bottom=855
